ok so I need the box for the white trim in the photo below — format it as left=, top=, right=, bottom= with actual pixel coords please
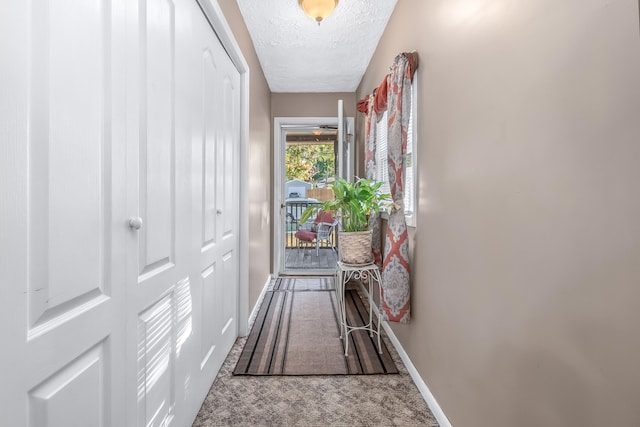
left=356, top=282, right=452, bottom=427
left=197, top=0, right=249, bottom=74
left=244, top=274, right=272, bottom=334
left=236, top=64, right=250, bottom=336
left=196, top=0, right=250, bottom=336
left=273, top=116, right=339, bottom=277
left=405, top=76, right=418, bottom=228
left=237, top=68, right=250, bottom=336
left=381, top=322, right=452, bottom=427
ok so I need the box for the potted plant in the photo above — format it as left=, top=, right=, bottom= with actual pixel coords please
left=299, top=177, right=392, bottom=264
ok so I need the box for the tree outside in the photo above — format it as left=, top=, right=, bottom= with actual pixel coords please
left=285, top=143, right=335, bottom=186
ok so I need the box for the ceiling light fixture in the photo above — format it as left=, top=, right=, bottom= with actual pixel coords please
left=298, top=0, right=339, bottom=25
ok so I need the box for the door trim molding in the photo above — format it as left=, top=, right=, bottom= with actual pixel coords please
left=196, top=0, right=250, bottom=336
left=273, top=117, right=339, bottom=276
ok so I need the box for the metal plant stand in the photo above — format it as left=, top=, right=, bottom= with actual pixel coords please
left=335, top=261, right=382, bottom=356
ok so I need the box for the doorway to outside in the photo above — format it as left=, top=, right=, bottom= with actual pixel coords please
left=284, top=128, right=339, bottom=272
left=274, top=113, right=354, bottom=276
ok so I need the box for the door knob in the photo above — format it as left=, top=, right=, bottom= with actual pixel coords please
left=216, top=209, right=222, bottom=215
left=128, top=217, right=143, bottom=230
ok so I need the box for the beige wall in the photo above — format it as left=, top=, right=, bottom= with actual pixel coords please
left=215, top=1, right=358, bottom=308
left=218, top=0, right=272, bottom=312
left=271, top=92, right=357, bottom=118
left=357, top=0, right=640, bottom=426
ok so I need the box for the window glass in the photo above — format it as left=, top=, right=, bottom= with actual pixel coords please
left=375, top=111, right=390, bottom=195
left=405, top=89, right=414, bottom=217
left=373, top=82, right=417, bottom=225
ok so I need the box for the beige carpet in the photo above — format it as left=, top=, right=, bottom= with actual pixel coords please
left=193, top=276, right=439, bottom=426
left=233, top=277, right=397, bottom=375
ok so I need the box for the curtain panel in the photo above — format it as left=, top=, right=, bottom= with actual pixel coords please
left=364, top=93, right=383, bottom=268
left=358, top=51, right=417, bottom=323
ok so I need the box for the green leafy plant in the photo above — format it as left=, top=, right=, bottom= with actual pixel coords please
left=299, top=177, right=392, bottom=232
left=285, top=143, right=334, bottom=182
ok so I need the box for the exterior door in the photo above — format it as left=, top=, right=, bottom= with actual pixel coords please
left=337, top=99, right=354, bottom=182
left=0, top=0, right=128, bottom=425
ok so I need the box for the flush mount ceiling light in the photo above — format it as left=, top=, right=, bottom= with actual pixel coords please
left=298, top=0, right=339, bottom=25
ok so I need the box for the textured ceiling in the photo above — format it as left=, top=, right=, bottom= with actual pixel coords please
left=236, top=0, right=398, bottom=93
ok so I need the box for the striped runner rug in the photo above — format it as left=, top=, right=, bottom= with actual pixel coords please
left=233, top=277, right=398, bottom=375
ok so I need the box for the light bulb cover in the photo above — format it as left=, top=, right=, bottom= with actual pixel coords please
left=298, top=0, right=339, bottom=24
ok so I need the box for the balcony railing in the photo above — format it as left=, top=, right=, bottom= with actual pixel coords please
left=286, top=199, right=318, bottom=248
left=285, top=199, right=337, bottom=249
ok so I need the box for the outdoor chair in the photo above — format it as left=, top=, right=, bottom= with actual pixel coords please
left=294, top=210, right=337, bottom=256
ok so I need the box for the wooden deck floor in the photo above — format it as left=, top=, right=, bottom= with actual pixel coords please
left=284, top=246, right=338, bottom=270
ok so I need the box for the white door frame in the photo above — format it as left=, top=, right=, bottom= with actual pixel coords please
left=273, top=116, right=354, bottom=277
left=197, top=0, right=250, bottom=335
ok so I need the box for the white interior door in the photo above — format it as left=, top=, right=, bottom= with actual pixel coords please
left=190, top=6, right=240, bottom=389
left=123, top=0, right=188, bottom=425
left=124, top=1, right=241, bottom=426
left=1, top=1, right=242, bottom=426
left=0, top=1, right=128, bottom=425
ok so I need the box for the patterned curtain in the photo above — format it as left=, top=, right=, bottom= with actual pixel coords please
left=363, top=93, right=383, bottom=267
left=380, top=53, right=412, bottom=323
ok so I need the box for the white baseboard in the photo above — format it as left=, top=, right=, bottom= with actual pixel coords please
left=355, top=282, right=451, bottom=427
left=244, top=274, right=272, bottom=333
left=381, top=321, right=452, bottom=427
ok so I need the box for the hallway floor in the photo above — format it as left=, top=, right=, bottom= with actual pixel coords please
left=193, top=298, right=438, bottom=426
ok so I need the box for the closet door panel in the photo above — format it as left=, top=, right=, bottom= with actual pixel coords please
left=216, top=67, right=240, bottom=355
left=189, top=7, right=241, bottom=384
left=28, top=0, right=109, bottom=331
left=0, top=1, right=128, bottom=425
left=137, top=0, right=176, bottom=280
left=127, top=1, right=183, bottom=426
left=201, top=48, right=219, bottom=250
